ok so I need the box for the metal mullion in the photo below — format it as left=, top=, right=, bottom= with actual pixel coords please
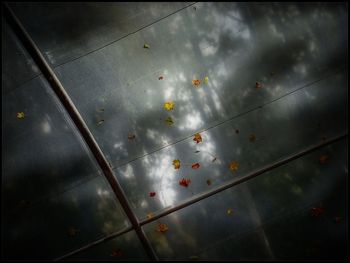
left=3, top=3, right=157, bottom=261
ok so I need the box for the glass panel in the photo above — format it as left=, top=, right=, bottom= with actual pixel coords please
left=142, top=139, right=348, bottom=260
left=3, top=176, right=130, bottom=260
left=9, top=2, right=194, bottom=67
left=67, top=230, right=150, bottom=261
left=114, top=70, right=347, bottom=219
left=2, top=16, right=130, bottom=260
left=1, top=19, right=40, bottom=94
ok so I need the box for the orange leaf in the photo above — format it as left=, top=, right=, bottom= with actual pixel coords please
left=249, top=134, right=256, bottom=142
left=319, top=155, right=329, bottom=164
left=229, top=161, right=239, bottom=171
left=156, top=223, right=169, bottom=233
left=192, top=79, right=201, bottom=87
left=173, top=159, right=181, bottom=169
left=192, top=163, right=200, bottom=169
left=179, top=178, right=191, bottom=187
left=193, top=133, right=202, bottom=144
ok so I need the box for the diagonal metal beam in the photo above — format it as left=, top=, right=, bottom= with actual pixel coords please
left=2, top=3, right=158, bottom=261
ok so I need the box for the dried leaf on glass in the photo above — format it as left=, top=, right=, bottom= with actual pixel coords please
left=229, top=161, right=239, bottom=172
left=156, top=223, right=169, bottom=233
left=309, top=206, right=324, bottom=217
left=193, top=133, right=202, bottom=144
left=16, top=112, right=25, bottom=119
left=144, top=44, right=150, bottom=48
left=204, top=76, right=209, bottom=84
left=179, top=178, right=191, bottom=187
left=128, top=134, right=136, bottom=140
left=165, top=117, right=174, bottom=126
left=227, top=208, right=233, bottom=215
left=110, top=249, right=123, bottom=257
left=67, top=227, right=79, bottom=237
left=249, top=134, right=256, bottom=142
left=206, top=179, right=212, bottom=186
left=164, top=101, right=174, bottom=111
left=192, top=79, right=201, bottom=87
left=192, top=163, right=200, bottom=169
left=319, top=155, right=330, bottom=164
left=149, top=192, right=156, bottom=197
left=173, top=159, right=181, bottom=169
left=255, top=82, right=263, bottom=89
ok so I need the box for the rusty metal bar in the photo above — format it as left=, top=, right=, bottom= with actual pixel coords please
left=2, top=3, right=158, bottom=261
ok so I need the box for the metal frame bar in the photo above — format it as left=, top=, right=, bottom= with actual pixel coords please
left=3, top=3, right=158, bottom=261
left=55, top=132, right=347, bottom=260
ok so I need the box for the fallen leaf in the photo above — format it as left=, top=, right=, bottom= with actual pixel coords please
left=193, top=133, right=202, bottom=144
left=128, top=134, right=136, bottom=140
left=97, top=119, right=104, bottom=125
left=165, top=117, right=174, bottom=125
left=212, top=157, right=217, bottom=162
left=227, top=208, right=233, bottom=215
left=173, top=159, right=181, bottom=169
left=149, top=192, right=156, bottom=197
left=256, top=82, right=263, bottom=89
left=159, top=76, right=164, bottom=80
left=334, top=216, right=343, bottom=224
left=206, top=179, right=212, bottom=186
left=164, top=101, right=174, bottom=111
left=147, top=213, right=154, bottom=219
left=156, top=223, right=168, bottom=233
left=16, top=112, right=25, bottom=119
left=179, top=178, right=191, bottom=187
left=144, top=44, right=150, bottom=49
left=310, top=207, right=324, bottom=217
left=110, top=249, right=123, bottom=257
left=319, top=155, right=329, bottom=164
left=204, top=76, right=209, bottom=84
left=192, top=163, right=200, bottom=169
left=192, top=79, right=201, bottom=87
left=229, top=161, right=239, bottom=171
left=67, top=227, right=79, bottom=237
left=249, top=134, right=256, bottom=142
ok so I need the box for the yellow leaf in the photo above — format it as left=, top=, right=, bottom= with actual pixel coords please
left=164, top=101, right=174, bottom=111
left=229, top=161, right=239, bottom=171
left=204, top=76, right=209, bottom=84
left=16, top=112, right=25, bottom=119
left=173, top=159, right=181, bottom=169
left=147, top=213, right=154, bottom=219
left=144, top=44, right=150, bottom=48
left=227, top=208, right=233, bottom=215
